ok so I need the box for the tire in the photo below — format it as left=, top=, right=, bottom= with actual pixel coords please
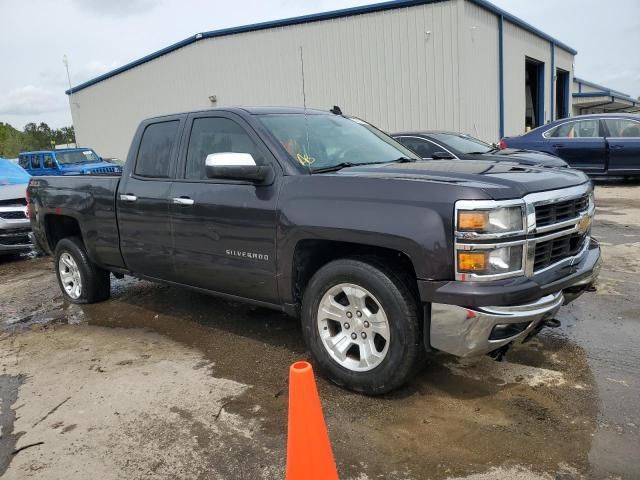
left=55, top=236, right=111, bottom=304
left=301, top=258, right=423, bottom=395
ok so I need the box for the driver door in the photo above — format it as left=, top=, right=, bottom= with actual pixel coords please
left=169, top=112, right=281, bottom=303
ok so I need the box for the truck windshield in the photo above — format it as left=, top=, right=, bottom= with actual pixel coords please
left=56, top=150, right=100, bottom=165
left=429, top=134, right=495, bottom=155
left=258, top=114, right=420, bottom=172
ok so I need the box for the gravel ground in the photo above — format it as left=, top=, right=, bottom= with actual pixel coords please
left=0, top=182, right=638, bottom=480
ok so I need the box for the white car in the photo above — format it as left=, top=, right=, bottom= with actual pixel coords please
left=0, top=158, right=32, bottom=255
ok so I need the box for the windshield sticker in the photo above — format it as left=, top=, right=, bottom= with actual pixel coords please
left=296, top=152, right=315, bottom=167
left=83, top=151, right=92, bottom=156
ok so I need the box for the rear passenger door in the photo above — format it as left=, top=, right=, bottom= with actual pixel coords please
left=545, top=119, right=606, bottom=172
left=168, top=112, right=280, bottom=303
left=602, top=118, right=640, bottom=173
left=30, top=154, right=44, bottom=176
left=117, top=117, right=183, bottom=280
left=42, top=153, right=56, bottom=175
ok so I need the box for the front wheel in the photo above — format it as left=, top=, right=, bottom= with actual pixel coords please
left=301, top=258, right=423, bottom=395
left=55, top=236, right=111, bottom=304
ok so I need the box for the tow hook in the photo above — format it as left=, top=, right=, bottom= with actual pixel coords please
left=487, top=344, right=510, bottom=361
left=543, top=318, right=561, bottom=328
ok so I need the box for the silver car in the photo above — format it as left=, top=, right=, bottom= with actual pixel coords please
left=0, top=159, right=32, bottom=255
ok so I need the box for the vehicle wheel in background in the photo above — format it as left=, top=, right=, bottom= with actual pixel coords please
left=301, top=258, right=423, bottom=395
left=54, top=236, right=110, bottom=304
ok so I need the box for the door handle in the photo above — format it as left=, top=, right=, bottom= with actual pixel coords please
left=552, top=144, right=564, bottom=148
left=172, top=197, right=195, bottom=206
left=119, top=194, right=137, bottom=202
left=611, top=145, right=624, bottom=150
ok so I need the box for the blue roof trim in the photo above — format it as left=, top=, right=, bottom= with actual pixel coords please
left=66, top=0, right=577, bottom=94
left=573, top=77, right=630, bottom=98
left=469, top=0, right=576, bottom=55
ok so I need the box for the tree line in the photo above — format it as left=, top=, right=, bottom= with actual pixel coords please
left=0, top=122, right=76, bottom=158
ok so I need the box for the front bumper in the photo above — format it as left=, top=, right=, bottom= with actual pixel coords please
left=426, top=238, right=601, bottom=357
left=430, top=292, right=564, bottom=357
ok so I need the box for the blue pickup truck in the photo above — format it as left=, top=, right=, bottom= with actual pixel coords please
left=18, top=148, right=122, bottom=176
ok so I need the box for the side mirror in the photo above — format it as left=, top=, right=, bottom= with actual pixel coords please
left=205, top=152, right=273, bottom=183
left=431, top=151, right=454, bottom=160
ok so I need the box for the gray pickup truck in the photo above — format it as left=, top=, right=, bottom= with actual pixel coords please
left=28, top=107, right=601, bottom=394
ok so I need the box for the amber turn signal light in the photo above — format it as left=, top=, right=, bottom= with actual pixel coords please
left=457, top=251, right=487, bottom=272
left=458, top=211, right=488, bottom=231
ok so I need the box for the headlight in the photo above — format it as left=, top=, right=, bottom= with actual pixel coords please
left=457, top=245, right=523, bottom=276
left=457, top=206, right=524, bottom=234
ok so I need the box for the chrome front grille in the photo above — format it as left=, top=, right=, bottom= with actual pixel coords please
left=528, top=186, right=593, bottom=274
left=0, top=211, right=26, bottom=220
left=535, top=194, right=589, bottom=228
left=533, top=232, right=587, bottom=271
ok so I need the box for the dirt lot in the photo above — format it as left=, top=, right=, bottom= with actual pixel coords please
left=1, top=183, right=638, bottom=480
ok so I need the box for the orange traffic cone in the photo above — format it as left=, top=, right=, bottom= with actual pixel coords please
left=286, top=361, right=339, bottom=480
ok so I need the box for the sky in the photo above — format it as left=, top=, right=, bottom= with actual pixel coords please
left=1, top=0, right=638, bottom=130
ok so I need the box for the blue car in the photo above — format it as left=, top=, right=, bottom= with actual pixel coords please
left=18, top=148, right=122, bottom=176
left=499, top=113, right=640, bottom=177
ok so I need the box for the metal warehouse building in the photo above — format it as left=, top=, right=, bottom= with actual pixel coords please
left=67, top=0, right=577, bottom=160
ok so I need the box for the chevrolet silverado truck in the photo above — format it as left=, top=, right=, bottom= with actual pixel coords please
left=28, top=107, right=601, bottom=394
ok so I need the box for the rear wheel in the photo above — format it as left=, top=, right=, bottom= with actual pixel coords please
left=55, top=237, right=110, bottom=304
left=301, top=258, right=423, bottom=395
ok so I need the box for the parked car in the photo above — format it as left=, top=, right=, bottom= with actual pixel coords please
left=28, top=107, right=600, bottom=394
left=0, top=158, right=32, bottom=255
left=18, top=148, right=122, bottom=176
left=392, top=131, right=568, bottom=168
left=499, top=113, right=640, bottom=177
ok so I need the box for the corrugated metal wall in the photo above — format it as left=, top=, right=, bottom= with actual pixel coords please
left=502, top=21, right=551, bottom=136
left=69, top=0, right=574, bottom=159
left=458, top=1, right=499, bottom=142
left=71, top=0, right=466, bottom=160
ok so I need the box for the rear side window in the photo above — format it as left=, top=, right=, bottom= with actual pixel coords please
left=135, top=121, right=180, bottom=178
left=185, top=117, right=261, bottom=180
left=43, top=153, right=55, bottom=168
left=603, top=119, right=640, bottom=137
left=31, top=154, right=41, bottom=168
left=548, top=120, right=600, bottom=138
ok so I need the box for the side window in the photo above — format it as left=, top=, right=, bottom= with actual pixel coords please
left=43, top=153, right=54, bottom=168
left=185, top=117, right=261, bottom=180
left=31, top=154, right=41, bottom=168
left=19, top=155, right=29, bottom=168
left=134, top=121, right=180, bottom=178
left=397, top=137, right=439, bottom=158
left=550, top=120, right=600, bottom=138
left=604, top=119, right=640, bottom=137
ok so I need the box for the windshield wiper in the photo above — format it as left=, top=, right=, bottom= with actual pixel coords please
left=311, top=162, right=357, bottom=174
left=466, top=151, right=493, bottom=155
left=388, top=156, right=416, bottom=163
left=311, top=157, right=416, bottom=174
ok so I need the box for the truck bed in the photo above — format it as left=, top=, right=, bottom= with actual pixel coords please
left=29, top=175, right=124, bottom=268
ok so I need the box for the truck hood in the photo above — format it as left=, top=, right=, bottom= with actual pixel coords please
left=335, top=159, right=589, bottom=199
left=465, top=149, right=568, bottom=168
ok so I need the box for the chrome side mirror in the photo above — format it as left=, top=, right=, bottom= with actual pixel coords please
left=205, top=152, right=272, bottom=183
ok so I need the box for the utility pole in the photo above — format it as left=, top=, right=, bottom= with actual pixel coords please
left=62, top=55, right=78, bottom=147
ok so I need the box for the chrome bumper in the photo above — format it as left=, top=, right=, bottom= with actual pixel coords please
left=430, top=292, right=564, bottom=357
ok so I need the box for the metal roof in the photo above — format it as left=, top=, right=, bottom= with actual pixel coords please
left=574, top=77, right=631, bottom=98
left=66, top=0, right=577, bottom=95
